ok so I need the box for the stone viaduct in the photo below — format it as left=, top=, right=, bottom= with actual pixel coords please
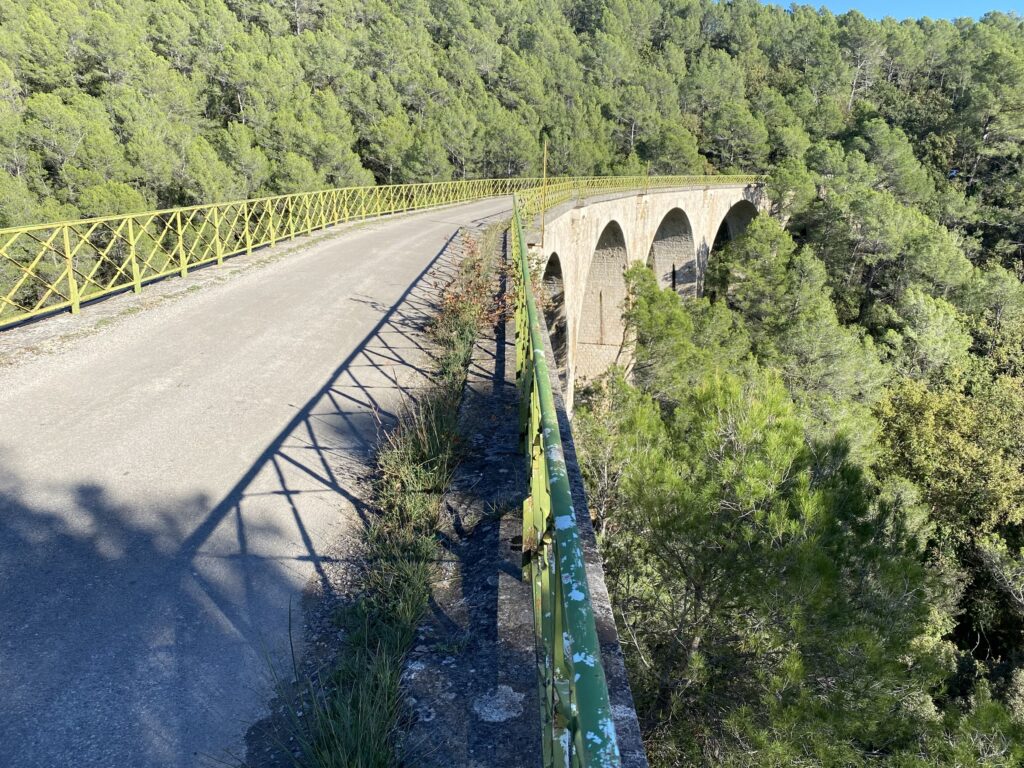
left=528, top=183, right=767, bottom=411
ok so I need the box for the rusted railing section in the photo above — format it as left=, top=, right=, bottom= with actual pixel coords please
left=513, top=194, right=621, bottom=768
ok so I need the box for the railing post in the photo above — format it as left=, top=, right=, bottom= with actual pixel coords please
left=63, top=226, right=80, bottom=314
left=128, top=218, right=141, bottom=292
left=269, top=200, right=278, bottom=247
left=176, top=211, right=187, bottom=277
left=212, top=207, right=224, bottom=265
left=244, top=201, right=253, bottom=255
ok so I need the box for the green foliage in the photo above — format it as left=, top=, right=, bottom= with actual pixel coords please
left=579, top=272, right=1024, bottom=766
left=876, top=376, right=1024, bottom=551
left=709, top=218, right=885, bottom=455
left=876, top=376, right=1024, bottom=666
left=75, top=180, right=150, bottom=217
left=798, top=175, right=972, bottom=333
left=623, top=263, right=751, bottom=408
left=885, top=287, right=973, bottom=385
left=958, top=265, right=1024, bottom=378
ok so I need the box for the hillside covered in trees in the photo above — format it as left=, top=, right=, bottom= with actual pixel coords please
left=2, top=0, right=1024, bottom=764
left=548, top=3, right=1024, bottom=766
left=0, top=0, right=1019, bottom=265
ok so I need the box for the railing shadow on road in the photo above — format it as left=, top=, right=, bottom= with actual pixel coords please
left=177, top=221, right=470, bottom=596
left=0, top=208, right=505, bottom=767
left=0, top=471, right=303, bottom=767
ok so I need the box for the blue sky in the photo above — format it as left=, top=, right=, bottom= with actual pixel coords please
left=770, top=0, right=1022, bottom=20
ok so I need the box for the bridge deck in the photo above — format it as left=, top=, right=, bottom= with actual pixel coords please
left=0, top=198, right=511, bottom=766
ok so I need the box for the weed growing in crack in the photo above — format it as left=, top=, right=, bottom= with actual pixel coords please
left=290, top=222, right=505, bottom=768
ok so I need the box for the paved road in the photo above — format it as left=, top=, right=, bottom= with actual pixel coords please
left=0, top=198, right=510, bottom=767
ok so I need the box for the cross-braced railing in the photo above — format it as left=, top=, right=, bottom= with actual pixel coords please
left=514, top=174, right=760, bottom=223
left=0, top=178, right=538, bottom=328
left=0, top=174, right=759, bottom=330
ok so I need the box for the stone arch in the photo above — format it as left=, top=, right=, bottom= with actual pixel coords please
left=712, top=199, right=759, bottom=253
left=646, top=208, right=697, bottom=297
left=576, top=221, right=628, bottom=385
left=541, top=253, right=568, bottom=390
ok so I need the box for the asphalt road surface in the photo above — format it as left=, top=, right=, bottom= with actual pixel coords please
left=0, top=198, right=510, bottom=767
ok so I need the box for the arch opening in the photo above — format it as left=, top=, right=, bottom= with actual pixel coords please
left=541, top=253, right=568, bottom=390
left=576, top=221, right=628, bottom=386
left=712, top=199, right=759, bottom=253
left=646, top=208, right=697, bottom=297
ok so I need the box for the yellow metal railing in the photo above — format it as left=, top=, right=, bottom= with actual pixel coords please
left=0, top=175, right=760, bottom=329
left=516, top=174, right=761, bottom=223
left=0, top=178, right=537, bottom=328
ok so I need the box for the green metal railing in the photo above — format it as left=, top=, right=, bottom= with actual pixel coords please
left=512, top=194, right=621, bottom=767
left=511, top=174, right=759, bottom=767
left=0, top=174, right=759, bottom=329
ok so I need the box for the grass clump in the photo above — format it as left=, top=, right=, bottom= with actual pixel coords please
left=294, top=224, right=503, bottom=768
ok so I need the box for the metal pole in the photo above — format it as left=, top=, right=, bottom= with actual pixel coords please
left=540, top=139, right=548, bottom=252
left=64, top=226, right=80, bottom=314
left=176, top=211, right=187, bottom=277
left=244, top=201, right=253, bottom=255
left=269, top=200, right=278, bottom=247
left=212, top=207, right=224, bottom=265
left=128, top=219, right=141, bottom=292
